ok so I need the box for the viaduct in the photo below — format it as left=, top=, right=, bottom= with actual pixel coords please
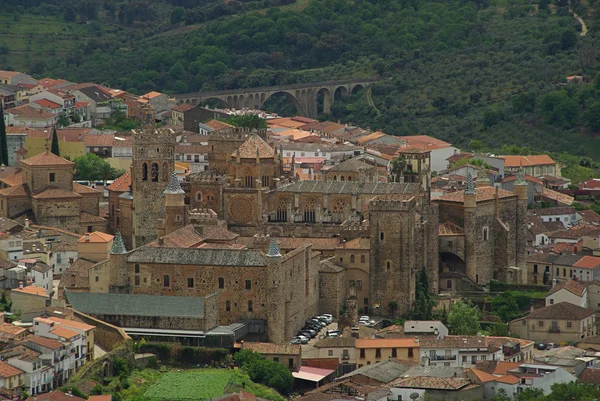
left=174, top=78, right=378, bottom=119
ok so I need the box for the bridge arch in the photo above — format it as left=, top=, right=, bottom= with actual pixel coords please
left=200, top=96, right=231, bottom=109
left=334, top=86, right=349, bottom=100
left=351, top=84, right=365, bottom=94
left=316, top=87, right=332, bottom=115
left=261, top=90, right=305, bottom=116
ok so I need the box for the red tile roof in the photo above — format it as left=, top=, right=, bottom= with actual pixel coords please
left=0, top=184, right=29, bottom=197
left=84, top=134, right=116, bottom=147
left=579, top=210, right=600, bottom=224
left=32, top=187, right=81, bottom=200
left=47, top=316, right=95, bottom=331
left=147, top=225, right=204, bottom=248
left=512, top=302, right=594, bottom=322
left=355, top=338, right=419, bottom=348
left=26, top=391, right=86, bottom=401
left=495, top=375, right=520, bottom=384
left=501, top=155, right=555, bottom=167
left=21, top=151, right=74, bottom=167
left=470, top=368, right=497, bottom=383
left=78, top=231, right=113, bottom=243
left=205, top=119, right=234, bottom=130
left=73, top=183, right=101, bottom=195
left=434, top=187, right=516, bottom=203
left=13, top=286, right=46, bottom=297
left=0, top=361, right=23, bottom=378
left=33, top=99, right=62, bottom=110
left=108, top=170, right=131, bottom=192
left=493, top=361, right=522, bottom=376
left=0, top=171, right=22, bottom=187
left=37, top=78, right=70, bottom=89
left=547, top=279, right=587, bottom=297
left=6, top=105, right=54, bottom=120
left=24, top=335, right=63, bottom=350
left=172, top=104, right=196, bottom=112
left=232, top=135, right=274, bottom=159
left=573, top=256, right=600, bottom=270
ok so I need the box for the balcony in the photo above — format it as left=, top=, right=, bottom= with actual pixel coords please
left=549, top=327, right=561, bottom=333
left=342, top=355, right=350, bottom=360
left=431, top=355, right=457, bottom=361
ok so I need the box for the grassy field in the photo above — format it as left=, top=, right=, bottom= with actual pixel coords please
left=144, top=369, right=233, bottom=400
left=0, top=14, right=99, bottom=71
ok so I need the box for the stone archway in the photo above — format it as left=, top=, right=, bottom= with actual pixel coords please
left=200, top=96, right=231, bottom=109
left=351, top=84, right=365, bottom=94
left=316, top=87, right=332, bottom=115
left=261, top=91, right=306, bottom=116
left=334, top=86, right=349, bottom=100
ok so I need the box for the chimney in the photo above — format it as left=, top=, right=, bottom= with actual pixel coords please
left=19, top=281, right=23, bottom=289
left=25, top=218, right=30, bottom=229
left=158, top=237, right=164, bottom=246
left=85, top=233, right=90, bottom=242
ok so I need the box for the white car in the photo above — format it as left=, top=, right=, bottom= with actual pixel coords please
left=359, top=316, right=370, bottom=321
left=322, top=314, right=333, bottom=323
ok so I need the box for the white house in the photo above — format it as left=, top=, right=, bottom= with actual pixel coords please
left=529, top=207, right=581, bottom=229
left=4, top=105, right=56, bottom=128
left=312, top=337, right=356, bottom=375
left=404, top=321, right=448, bottom=339
left=0, top=233, right=24, bottom=261
left=418, top=335, right=504, bottom=368
left=30, top=263, right=52, bottom=295
left=48, top=242, right=77, bottom=276
left=545, top=279, right=588, bottom=308
left=0, top=345, right=54, bottom=395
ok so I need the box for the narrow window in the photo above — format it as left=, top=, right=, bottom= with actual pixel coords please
left=375, top=348, right=381, bottom=358
left=248, top=300, right=253, bottom=312
left=392, top=348, right=397, bottom=358
left=380, top=232, right=384, bottom=240
left=408, top=348, right=414, bottom=358
left=361, top=255, right=365, bottom=263
left=135, top=264, right=140, bottom=273
left=218, top=277, right=224, bottom=289
left=226, top=301, right=231, bottom=311
left=386, top=261, right=391, bottom=271
left=151, top=163, right=159, bottom=182
left=134, top=276, right=140, bottom=286
left=245, top=280, right=251, bottom=290
left=49, top=173, right=55, bottom=182
left=350, top=255, right=355, bottom=263
left=187, top=278, right=194, bottom=288
left=163, top=275, right=170, bottom=287
left=142, top=163, right=148, bottom=181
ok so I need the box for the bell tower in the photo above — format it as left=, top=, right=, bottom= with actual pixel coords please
left=131, top=126, right=176, bottom=248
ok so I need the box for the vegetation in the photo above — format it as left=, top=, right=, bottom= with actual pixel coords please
left=412, top=268, right=434, bottom=320
left=50, top=125, right=60, bottom=156
left=224, top=114, right=267, bottom=129
left=73, top=153, right=122, bottom=183
left=234, top=349, right=294, bottom=394
left=491, top=382, right=600, bottom=401
left=447, top=300, right=481, bottom=335
left=144, top=369, right=233, bottom=400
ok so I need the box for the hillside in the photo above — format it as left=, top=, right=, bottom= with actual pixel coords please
left=1, top=0, right=599, bottom=164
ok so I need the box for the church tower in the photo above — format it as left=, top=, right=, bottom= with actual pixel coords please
left=131, top=126, right=176, bottom=248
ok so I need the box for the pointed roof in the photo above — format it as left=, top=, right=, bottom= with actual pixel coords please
left=266, top=237, right=281, bottom=257
left=164, top=172, right=184, bottom=195
left=232, top=135, right=274, bottom=159
left=20, top=151, right=74, bottom=167
left=515, top=164, right=527, bottom=186
left=110, top=230, right=127, bottom=254
left=464, top=171, right=475, bottom=195
left=108, top=169, right=131, bottom=192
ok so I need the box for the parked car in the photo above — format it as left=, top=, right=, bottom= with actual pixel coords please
left=292, top=336, right=309, bottom=344
left=291, top=338, right=302, bottom=344
left=327, top=332, right=340, bottom=338
left=322, top=314, right=333, bottom=323
left=547, top=343, right=555, bottom=350
left=537, top=343, right=547, bottom=350
left=303, top=329, right=317, bottom=336
left=326, top=330, right=342, bottom=336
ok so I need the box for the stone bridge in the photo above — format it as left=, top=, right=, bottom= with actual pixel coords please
left=174, top=79, right=378, bottom=118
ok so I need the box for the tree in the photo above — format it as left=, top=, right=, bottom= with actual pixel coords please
left=412, top=269, right=433, bottom=320
left=73, top=153, right=119, bottom=181
left=57, top=115, right=70, bottom=128
left=0, top=105, right=7, bottom=166
left=171, top=7, right=185, bottom=25
left=584, top=102, right=600, bottom=132
left=389, top=156, right=407, bottom=181
left=64, top=6, right=77, bottom=22
left=226, top=114, right=267, bottom=129
left=490, top=292, right=520, bottom=322
left=511, top=92, right=536, bottom=113
left=447, top=300, right=481, bottom=335
left=50, top=126, right=60, bottom=156
left=388, top=301, right=398, bottom=318
left=452, top=157, right=492, bottom=170
left=468, top=139, right=483, bottom=152
left=234, top=349, right=293, bottom=394
left=560, top=30, right=577, bottom=50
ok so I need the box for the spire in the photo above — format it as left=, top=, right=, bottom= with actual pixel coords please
left=476, top=169, right=490, bottom=187
left=464, top=171, right=475, bottom=195
left=266, top=237, right=281, bottom=257
left=164, top=172, right=184, bottom=194
left=110, top=230, right=127, bottom=254
left=515, top=160, right=526, bottom=186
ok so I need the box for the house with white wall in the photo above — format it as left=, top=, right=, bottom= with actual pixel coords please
left=545, top=279, right=587, bottom=308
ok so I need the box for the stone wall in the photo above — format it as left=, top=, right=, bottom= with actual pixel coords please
left=73, top=310, right=131, bottom=351
left=24, top=165, right=73, bottom=193
left=33, top=198, right=80, bottom=219
left=5, top=197, right=31, bottom=219
left=319, top=266, right=346, bottom=317
left=202, top=292, right=220, bottom=331
left=88, top=313, right=212, bottom=331
left=80, top=195, right=100, bottom=215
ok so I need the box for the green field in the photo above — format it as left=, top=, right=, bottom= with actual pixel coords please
left=144, top=369, right=233, bottom=400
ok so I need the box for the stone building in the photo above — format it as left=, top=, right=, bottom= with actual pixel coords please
left=0, top=151, right=104, bottom=234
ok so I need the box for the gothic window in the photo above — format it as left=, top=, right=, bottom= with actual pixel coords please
left=196, top=192, right=202, bottom=201
left=245, top=175, right=254, bottom=188
left=142, top=163, right=148, bottom=181
left=262, top=175, right=269, bottom=187
left=151, top=163, right=159, bottom=182
left=483, top=226, right=489, bottom=241
left=303, top=199, right=316, bottom=223
left=347, top=176, right=351, bottom=181
left=351, top=255, right=355, bottom=263
left=248, top=300, right=253, bottom=312
left=340, top=176, right=345, bottom=182
left=331, top=199, right=345, bottom=223
left=333, top=176, right=337, bottom=181
left=163, top=275, right=170, bottom=287
left=277, top=199, right=289, bottom=222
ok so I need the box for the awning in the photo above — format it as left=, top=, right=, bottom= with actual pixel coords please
left=292, top=366, right=335, bottom=382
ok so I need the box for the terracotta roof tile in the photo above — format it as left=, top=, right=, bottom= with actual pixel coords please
left=21, top=152, right=74, bottom=167
left=73, top=183, right=101, bottom=195
left=512, top=302, right=594, bottom=322
left=0, top=70, right=20, bottom=80
left=501, top=155, right=555, bottom=167
left=108, top=169, right=131, bottom=192
left=26, top=390, right=86, bottom=401
left=0, top=361, right=23, bottom=378
left=470, top=368, right=498, bottom=383
left=7, top=105, right=55, bottom=120
left=547, top=279, right=587, bottom=297
left=78, top=232, right=113, bottom=243
left=33, top=99, right=61, bottom=110
left=13, top=286, right=46, bottom=297
left=32, top=187, right=81, bottom=200
left=356, top=338, right=419, bottom=348
left=0, top=171, right=22, bottom=187
left=47, top=316, right=95, bottom=331
left=275, top=237, right=339, bottom=251
left=314, top=337, right=356, bottom=348
left=579, top=210, right=600, bottom=224
left=495, top=375, right=520, bottom=384
left=549, top=225, right=600, bottom=240
left=79, top=212, right=106, bottom=223
left=398, top=135, right=451, bottom=148
left=147, top=225, right=204, bottom=248
left=172, top=104, right=196, bottom=112
left=84, top=134, right=116, bottom=147
left=573, top=256, right=600, bottom=269
left=393, top=376, right=470, bottom=390
left=59, top=258, right=96, bottom=290
left=434, top=187, right=515, bottom=203
left=23, top=335, right=63, bottom=350
left=142, top=91, right=163, bottom=99
left=242, top=342, right=300, bottom=355
left=336, top=237, right=368, bottom=249
left=232, top=135, right=274, bottom=158
left=541, top=187, right=574, bottom=205
left=51, top=326, right=78, bottom=339
left=0, top=184, right=28, bottom=197
left=204, top=119, right=233, bottom=130
left=0, top=323, right=26, bottom=336
left=493, top=361, right=522, bottom=376
left=579, top=367, right=600, bottom=385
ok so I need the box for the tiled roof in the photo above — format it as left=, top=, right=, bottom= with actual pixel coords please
left=415, top=335, right=489, bottom=349
left=526, top=252, right=558, bottom=263
left=32, top=187, right=81, bottom=200
left=108, top=169, right=131, bottom=192
left=398, top=135, right=451, bottom=148
left=319, top=259, right=344, bottom=273
left=142, top=91, right=163, bottom=99
left=434, top=186, right=515, bottom=203
left=547, top=279, right=587, bottom=297
left=495, top=375, right=520, bottom=384
left=573, top=256, right=600, bottom=269
left=337, top=359, right=415, bottom=384
left=336, top=237, right=369, bottom=249
left=0, top=171, right=22, bottom=187
left=512, top=302, right=594, bottom=322
left=60, top=257, right=96, bottom=290
left=47, top=316, right=95, bottom=331
left=65, top=290, right=207, bottom=319
left=579, top=210, right=600, bottom=224
left=501, top=155, right=555, bottom=167
left=37, top=78, right=70, bottom=89
left=355, top=338, right=418, bottom=348
left=277, top=180, right=421, bottom=195
left=88, top=396, right=112, bottom=401
left=233, top=135, right=274, bottom=159
left=84, top=134, right=115, bottom=147
left=21, top=151, right=74, bottom=167
left=24, top=335, right=63, bottom=350
left=13, top=286, right=46, bottom=297
left=73, top=183, right=101, bottom=195
left=578, top=368, right=600, bottom=385
left=0, top=361, right=23, bottom=378
left=549, top=225, right=600, bottom=240
left=0, top=323, right=26, bottom=336
left=392, top=376, right=470, bottom=390
left=172, top=104, right=196, bottom=112
left=0, top=184, right=29, bottom=197
left=33, top=99, right=62, bottom=110
left=51, top=326, right=78, bottom=339
left=128, top=247, right=267, bottom=267
left=0, top=345, right=41, bottom=362
left=77, top=85, right=112, bottom=102
left=0, top=70, right=20, bottom=79
left=541, top=187, right=574, bottom=205
left=502, top=174, right=543, bottom=185
left=26, top=390, right=86, bottom=401
left=530, top=207, right=575, bottom=216
left=79, top=212, right=106, bottom=223
left=204, top=119, right=234, bottom=130
left=355, top=131, right=387, bottom=145
left=147, top=225, right=204, bottom=248
left=314, top=337, right=356, bottom=348
left=78, top=232, right=113, bottom=243
left=242, top=342, right=300, bottom=355
left=7, top=105, right=54, bottom=119
left=492, top=361, right=522, bottom=376
left=327, top=158, right=374, bottom=173
left=201, top=226, right=239, bottom=242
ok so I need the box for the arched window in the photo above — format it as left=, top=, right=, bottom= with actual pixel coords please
left=483, top=226, right=489, bottom=241
left=142, top=163, right=148, bottom=181
left=331, top=199, right=345, bottom=223
left=386, top=261, right=391, bottom=271
left=175, top=215, right=181, bottom=222
left=163, top=162, right=168, bottom=181
left=350, top=255, right=355, bottom=263
left=248, top=300, right=253, bottom=312
left=340, top=176, right=345, bottom=182
left=304, top=199, right=316, bottom=223
left=333, top=176, right=337, bottom=181
left=447, top=280, right=453, bottom=289
left=226, top=301, right=231, bottom=311
left=277, top=199, right=289, bottom=222
left=196, top=192, right=202, bottom=201
left=361, top=255, right=365, bottom=263
left=151, top=163, right=159, bottom=182
left=163, top=275, right=170, bottom=287
left=347, top=176, right=352, bottom=181
left=245, top=175, right=254, bottom=188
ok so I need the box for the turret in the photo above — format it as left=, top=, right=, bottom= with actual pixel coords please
left=108, top=230, right=130, bottom=294
left=463, top=172, right=477, bottom=282
left=164, top=172, right=187, bottom=235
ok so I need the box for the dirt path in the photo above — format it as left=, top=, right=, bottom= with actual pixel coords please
left=572, top=11, right=587, bottom=36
